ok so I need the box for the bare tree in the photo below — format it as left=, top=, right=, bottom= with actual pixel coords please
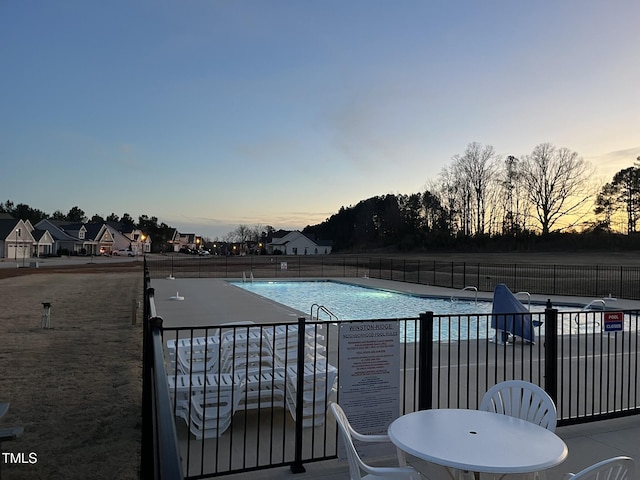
left=233, top=224, right=251, bottom=243
left=451, top=142, right=497, bottom=235
left=434, top=167, right=462, bottom=234
left=495, top=155, right=528, bottom=234
left=520, top=143, right=594, bottom=235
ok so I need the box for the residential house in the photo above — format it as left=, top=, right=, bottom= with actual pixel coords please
left=34, top=220, right=151, bottom=256
left=0, top=218, right=35, bottom=260
left=167, top=229, right=201, bottom=252
left=266, top=230, right=333, bottom=255
left=34, top=219, right=87, bottom=255
left=31, top=229, right=55, bottom=257
left=112, top=222, right=151, bottom=255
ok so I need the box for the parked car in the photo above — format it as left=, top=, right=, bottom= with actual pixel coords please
left=112, top=249, right=134, bottom=257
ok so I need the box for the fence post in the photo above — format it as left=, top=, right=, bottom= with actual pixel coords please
left=544, top=300, right=558, bottom=405
left=418, top=312, right=434, bottom=411
left=463, top=262, right=466, bottom=287
left=140, top=286, right=154, bottom=479
left=290, top=316, right=307, bottom=474
left=450, top=262, right=454, bottom=288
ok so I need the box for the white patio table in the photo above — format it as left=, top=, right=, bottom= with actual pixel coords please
left=388, top=409, right=568, bottom=480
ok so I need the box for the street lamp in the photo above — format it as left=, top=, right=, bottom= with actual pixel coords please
left=14, top=229, right=18, bottom=261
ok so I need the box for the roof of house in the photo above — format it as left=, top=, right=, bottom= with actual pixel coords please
left=34, top=219, right=80, bottom=242
left=31, top=229, right=51, bottom=242
left=0, top=218, right=20, bottom=238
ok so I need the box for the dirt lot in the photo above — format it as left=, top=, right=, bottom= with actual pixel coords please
left=0, top=262, right=143, bottom=480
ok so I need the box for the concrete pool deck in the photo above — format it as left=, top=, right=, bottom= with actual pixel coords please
left=150, top=276, right=640, bottom=480
left=150, top=276, right=640, bottom=328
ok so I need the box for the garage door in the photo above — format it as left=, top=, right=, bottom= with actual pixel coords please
left=7, top=244, right=29, bottom=259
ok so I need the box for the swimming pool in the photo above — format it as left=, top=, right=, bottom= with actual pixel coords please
left=230, top=279, right=632, bottom=341
left=233, top=280, right=500, bottom=319
left=230, top=280, right=570, bottom=341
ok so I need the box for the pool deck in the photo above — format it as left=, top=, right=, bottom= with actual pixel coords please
left=150, top=276, right=640, bottom=480
left=151, top=276, right=640, bottom=328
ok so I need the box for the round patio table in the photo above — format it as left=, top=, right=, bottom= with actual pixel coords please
left=388, top=409, right=568, bottom=478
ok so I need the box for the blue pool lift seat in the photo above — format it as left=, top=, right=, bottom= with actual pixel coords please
left=490, top=283, right=535, bottom=344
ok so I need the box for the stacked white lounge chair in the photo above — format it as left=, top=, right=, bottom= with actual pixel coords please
left=166, top=323, right=337, bottom=438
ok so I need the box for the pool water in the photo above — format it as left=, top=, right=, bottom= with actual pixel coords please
left=231, top=280, right=635, bottom=342
left=233, top=280, right=499, bottom=319
left=231, top=280, right=568, bottom=341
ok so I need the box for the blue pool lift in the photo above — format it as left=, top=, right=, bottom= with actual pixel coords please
left=491, top=283, right=535, bottom=344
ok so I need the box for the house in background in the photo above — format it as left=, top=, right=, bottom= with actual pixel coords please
left=31, top=228, right=55, bottom=257
left=167, top=229, right=201, bottom=252
left=33, top=219, right=151, bottom=256
left=0, top=218, right=35, bottom=260
left=32, top=219, right=80, bottom=254
left=111, top=222, right=151, bottom=255
left=266, top=230, right=332, bottom=255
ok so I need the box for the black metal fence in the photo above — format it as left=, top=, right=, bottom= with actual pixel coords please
left=145, top=255, right=640, bottom=300
left=141, top=266, right=640, bottom=478
left=141, top=275, right=184, bottom=480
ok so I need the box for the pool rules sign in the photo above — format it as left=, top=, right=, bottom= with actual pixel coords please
left=338, top=321, right=400, bottom=459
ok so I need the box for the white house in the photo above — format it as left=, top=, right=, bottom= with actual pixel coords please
left=0, top=218, right=35, bottom=260
left=31, top=229, right=55, bottom=257
left=168, top=229, right=200, bottom=252
left=34, top=219, right=151, bottom=256
left=266, top=230, right=332, bottom=255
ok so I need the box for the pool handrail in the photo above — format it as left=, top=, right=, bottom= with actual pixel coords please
left=574, top=299, right=606, bottom=326
left=310, top=303, right=340, bottom=322
left=515, top=291, right=532, bottom=311
left=451, top=286, right=478, bottom=304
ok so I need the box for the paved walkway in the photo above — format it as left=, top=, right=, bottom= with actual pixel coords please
left=151, top=276, right=640, bottom=480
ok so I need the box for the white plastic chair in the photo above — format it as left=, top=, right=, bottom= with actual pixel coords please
left=564, top=456, right=635, bottom=480
left=480, top=380, right=557, bottom=432
left=329, top=402, right=420, bottom=480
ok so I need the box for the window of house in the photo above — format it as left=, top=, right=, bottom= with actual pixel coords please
left=79, top=230, right=85, bottom=239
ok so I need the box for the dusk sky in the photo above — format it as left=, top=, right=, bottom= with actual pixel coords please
left=1, top=1, right=638, bottom=239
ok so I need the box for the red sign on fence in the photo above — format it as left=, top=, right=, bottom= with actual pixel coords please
left=603, top=312, right=623, bottom=332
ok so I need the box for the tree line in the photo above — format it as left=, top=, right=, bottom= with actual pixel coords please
left=303, top=143, right=640, bottom=252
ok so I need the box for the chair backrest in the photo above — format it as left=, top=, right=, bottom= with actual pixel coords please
left=330, top=402, right=368, bottom=480
left=480, top=380, right=557, bottom=432
left=568, top=456, right=635, bottom=480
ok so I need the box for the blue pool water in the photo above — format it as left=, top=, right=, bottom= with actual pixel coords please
left=230, top=280, right=628, bottom=341
left=233, top=280, right=497, bottom=319
left=230, top=280, right=568, bottom=341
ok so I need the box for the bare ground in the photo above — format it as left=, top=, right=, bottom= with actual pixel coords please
left=0, top=265, right=143, bottom=479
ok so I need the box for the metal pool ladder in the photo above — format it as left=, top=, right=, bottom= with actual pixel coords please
left=450, top=286, right=478, bottom=304
left=310, top=303, right=340, bottom=322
